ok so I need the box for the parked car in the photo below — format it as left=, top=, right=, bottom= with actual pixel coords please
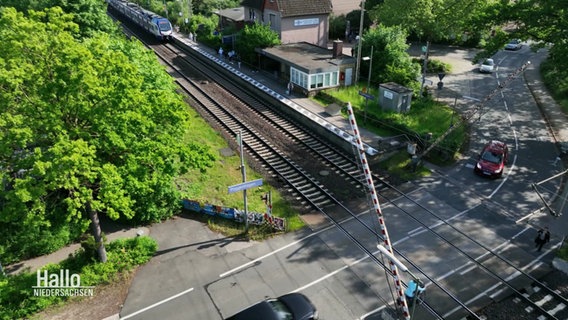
left=479, top=58, right=495, bottom=73
left=504, top=39, right=522, bottom=50
left=226, top=293, right=318, bottom=320
left=474, top=140, right=509, bottom=178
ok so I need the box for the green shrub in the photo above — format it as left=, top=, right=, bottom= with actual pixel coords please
left=0, top=236, right=157, bottom=320
left=412, top=58, right=453, bottom=74
left=558, top=242, right=568, bottom=260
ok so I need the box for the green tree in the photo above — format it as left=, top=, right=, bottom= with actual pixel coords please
left=480, top=0, right=568, bottom=98
left=0, top=7, right=216, bottom=263
left=235, top=23, right=281, bottom=66
left=374, top=0, right=495, bottom=44
left=192, top=0, right=240, bottom=15
left=0, top=0, right=117, bottom=37
left=359, top=25, right=420, bottom=90
left=189, top=13, right=218, bottom=38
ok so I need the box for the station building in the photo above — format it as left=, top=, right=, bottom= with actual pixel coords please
left=256, top=41, right=356, bottom=96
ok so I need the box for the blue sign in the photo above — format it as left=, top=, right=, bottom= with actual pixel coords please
left=228, top=178, right=263, bottom=194
left=358, top=91, right=375, bottom=100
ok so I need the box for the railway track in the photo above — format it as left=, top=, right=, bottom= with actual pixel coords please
left=109, top=12, right=568, bottom=319
left=155, top=40, right=568, bottom=320
left=158, top=41, right=568, bottom=320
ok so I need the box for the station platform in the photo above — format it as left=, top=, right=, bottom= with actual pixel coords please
left=171, top=33, right=381, bottom=156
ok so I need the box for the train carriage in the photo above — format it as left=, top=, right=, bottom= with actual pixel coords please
left=107, top=0, right=173, bottom=41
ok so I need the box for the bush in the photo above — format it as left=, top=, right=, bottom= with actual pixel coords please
left=412, top=58, right=453, bottom=74
left=0, top=236, right=157, bottom=320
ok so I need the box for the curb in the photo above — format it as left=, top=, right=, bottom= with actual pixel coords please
left=552, top=257, right=568, bottom=276
left=5, top=227, right=150, bottom=276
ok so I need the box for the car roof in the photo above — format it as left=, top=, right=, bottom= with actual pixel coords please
left=278, top=293, right=315, bottom=319
left=226, top=301, right=279, bottom=320
left=485, top=140, right=507, bottom=152
left=226, top=293, right=316, bottom=320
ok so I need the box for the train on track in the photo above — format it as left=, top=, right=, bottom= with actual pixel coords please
left=106, top=0, right=173, bottom=41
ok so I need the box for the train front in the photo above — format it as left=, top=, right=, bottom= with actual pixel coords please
left=157, top=18, right=173, bottom=41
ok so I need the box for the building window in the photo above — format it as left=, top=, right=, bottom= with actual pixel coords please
left=248, top=9, right=256, bottom=20
left=291, top=67, right=338, bottom=90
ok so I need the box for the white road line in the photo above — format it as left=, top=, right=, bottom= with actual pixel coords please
left=489, top=154, right=516, bottom=199
left=219, top=188, right=428, bottom=278
left=121, top=287, right=194, bottom=319
left=219, top=230, right=322, bottom=278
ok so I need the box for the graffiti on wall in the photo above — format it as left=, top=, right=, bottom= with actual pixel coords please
left=181, top=199, right=286, bottom=231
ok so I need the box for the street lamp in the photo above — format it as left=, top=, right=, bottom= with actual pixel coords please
left=354, top=0, right=366, bottom=84
left=377, top=244, right=422, bottom=319
left=362, top=45, right=373, bottom=124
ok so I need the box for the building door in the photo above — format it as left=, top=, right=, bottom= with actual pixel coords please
left=344, top=68, right=353, bottom=86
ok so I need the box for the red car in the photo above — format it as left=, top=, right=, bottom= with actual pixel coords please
left=474, top=140, right=509, bottom=178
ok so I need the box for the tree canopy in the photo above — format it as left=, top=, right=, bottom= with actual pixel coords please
left=373, top=0, right=497, bottom=44
left=235, top=23, right=281, bottom=65
left=0, top=7, right=216, bottom=263
left=358, top=25, right=420, bottom=90
left=0, top=0, right=116, bottom=37
left=481, top=0, right=568, bottom=96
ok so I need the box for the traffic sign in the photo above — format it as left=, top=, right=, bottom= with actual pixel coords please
left=438, top=72, right=446, bottom=81
left=358, top=90, right=375, bottom=100
left=228, top=178, right=263, bottom=194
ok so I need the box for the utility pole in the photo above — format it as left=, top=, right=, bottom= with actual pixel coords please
left=237, top=131, right=249, bottom=232
left=346, top=102, right=412, bottom=320
left=354, top=0, right=366, bottom=84
left=418, top=41, right=430, bottom=98
left=362, top=45, right=373, bottom=124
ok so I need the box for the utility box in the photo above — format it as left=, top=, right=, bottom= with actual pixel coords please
left=379, top=82, right=413, bottom=113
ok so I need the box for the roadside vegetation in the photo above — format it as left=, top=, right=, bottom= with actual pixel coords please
left=176, top=100, right=305, bottom=235
left=317, top=85, right=467, bottom=167
left=0, top=236, right=157, bottom=320
left=0, top=4, right=298, bottom=269
left=559, top=242, right=568, bottom=261
left=541, top=60, right=568, bottom=113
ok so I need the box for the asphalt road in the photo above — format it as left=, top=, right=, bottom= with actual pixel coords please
left=119, top=44, right=567, bottom=320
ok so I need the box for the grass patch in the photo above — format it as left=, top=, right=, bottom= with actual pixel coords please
left=558, top=242, right=568, bottom=260
left=0, top=236, right=157, bottom=320
left=378, top=150, right=431, bottom=181
left=320, top=86, right=467, bottom=165
left=177, top=100, right=305, bottom=235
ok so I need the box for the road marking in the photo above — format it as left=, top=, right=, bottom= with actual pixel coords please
left=219, top=188, right=426, bottom=278
left=219, top=227, right=329, bottom=278
left=488, top=154, right=516, bottom=199
left=121, top=287, right=194, bottom=319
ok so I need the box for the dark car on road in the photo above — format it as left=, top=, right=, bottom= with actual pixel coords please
left=474, top=140, right=509, bottom=178
left=226, top=293, right=318, bottom=320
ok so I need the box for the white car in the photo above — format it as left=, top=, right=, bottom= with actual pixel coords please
left=504, top=39, right=522, bottom=50
left=479, top=58, right=495, bottom=73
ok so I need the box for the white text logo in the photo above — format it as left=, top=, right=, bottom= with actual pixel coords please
left=33, top=269, right=94, bottom=297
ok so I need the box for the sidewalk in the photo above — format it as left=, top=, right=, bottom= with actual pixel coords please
left=524, top=49, right=568, bottom=154
left=521, top=49, right=568, bottom=239
left=5, top=226, right=149, bottom=275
